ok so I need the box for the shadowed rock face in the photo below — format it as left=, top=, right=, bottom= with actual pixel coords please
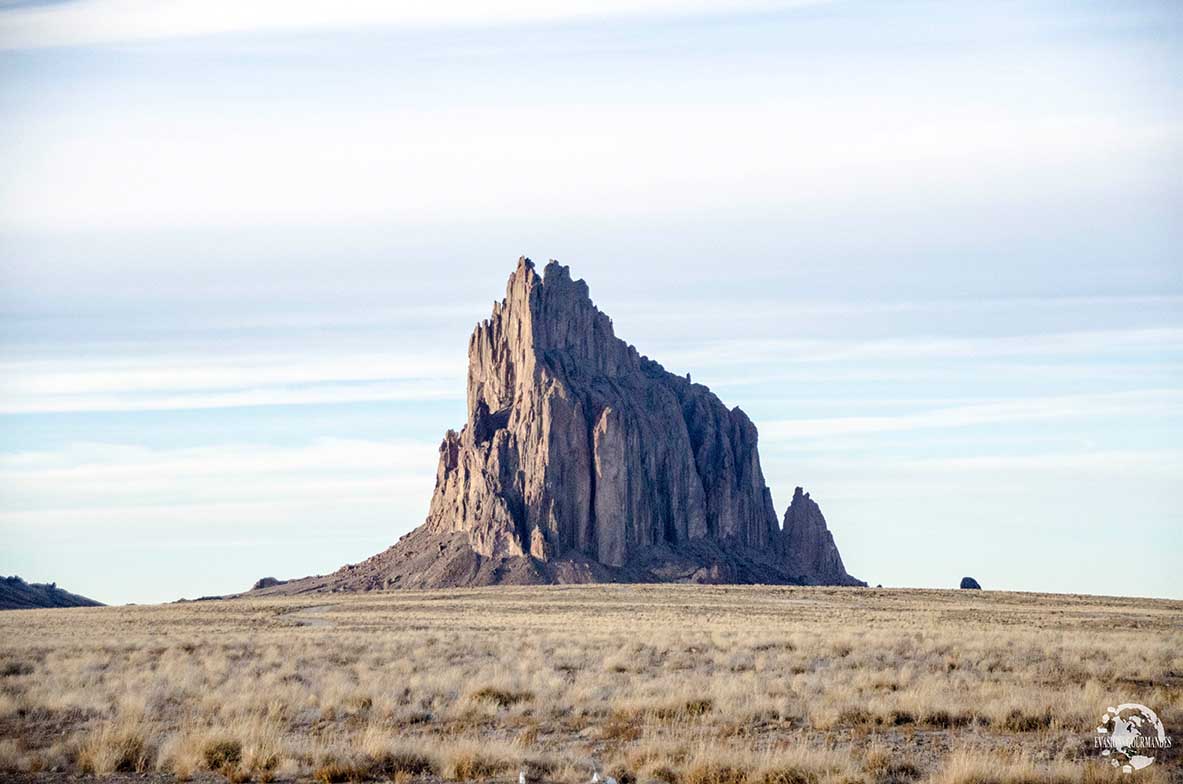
left=251, top=258, right=863, bottom=594
left=782, top=488, right=857, bottom=585
left=0, top=575, right=103, bottom=611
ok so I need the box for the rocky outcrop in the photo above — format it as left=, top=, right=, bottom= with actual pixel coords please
left=782, top=488, right=860, bottom=586
left=0, top=575, right=103, bottom=611
left=252, top=258, right=863, bottom=594
left=960, top=576, right=982, bottom=590
left=425, top=259, right=785, bottom=566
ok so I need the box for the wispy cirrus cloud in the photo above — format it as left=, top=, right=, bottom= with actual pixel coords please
left=0, top=438, right=441, bottom=602
left=2, top=327, right=1179, bottom=414
left=763, top=389, right=1183, bottom=440
left=0, top=380, right=465, bottom=414
left=0, top=0, right=834, bottom=49
left=0, top=350, right=465, bottom=413
left=660, top=328, right=1183, bottom=370
left=0, top=438, right=436, bottom=511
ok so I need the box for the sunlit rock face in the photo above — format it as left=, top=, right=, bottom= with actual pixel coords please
left=423, top=257, right=785, bottom=565
left=417, top=258, right=862, bottom=586
left=254, top=258, right=864, bottom=593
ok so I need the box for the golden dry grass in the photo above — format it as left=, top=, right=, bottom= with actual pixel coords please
left=0, top=585, right=1179, bottom=783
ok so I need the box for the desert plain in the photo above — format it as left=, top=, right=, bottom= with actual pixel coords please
left=0, top=585, right=1179, bottom=784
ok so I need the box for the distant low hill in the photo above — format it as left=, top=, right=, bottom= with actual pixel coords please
left=0, top=576, right=103, bottom=611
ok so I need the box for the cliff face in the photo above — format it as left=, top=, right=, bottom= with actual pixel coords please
left=252, top=257, right=863, bottom=595
left=426, top=258, right=783, bottom=568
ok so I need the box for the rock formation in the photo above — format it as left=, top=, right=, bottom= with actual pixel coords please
left=782, top=488, right=857, bottom=586
left=960, top=576, right=982, bottom=590
left=0, top=575, right=103, bottom=611
left=252, top=258, right=863, bottom=594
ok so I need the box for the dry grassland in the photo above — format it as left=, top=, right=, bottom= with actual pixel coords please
left=0, top=585, right=1180, bottom=784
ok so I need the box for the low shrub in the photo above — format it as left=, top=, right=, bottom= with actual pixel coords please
left=313, top=759, right=364, bottom=783
left=443, top=745, right=514, bottom=781
left=1001, top=709, right=1053, bottom=733
left=470, top=687, right=533, bottom=708
left=373, top=749, right=436, bottom=777
left=682, top=762, right=748, bottom=784
left=202, top=738, right=243, bottom=770
left=77, top=722, right=152, bottom=775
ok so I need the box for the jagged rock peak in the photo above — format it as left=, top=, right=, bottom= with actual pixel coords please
left=472, top=257, right=638, bottom=385
left=257, top=258, right=865, bottom=592
left=418, top=258, right=862, bottom=586
left=782, top=487, right=860, bottom=585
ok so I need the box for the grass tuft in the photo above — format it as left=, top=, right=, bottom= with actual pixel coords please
left=77, top=720, right=152, bottom=775
left=202, top=738, right=242, bottom=770
left=683, top=762, right=749, bottom=784
left=470, top=686, right=534, bottom=708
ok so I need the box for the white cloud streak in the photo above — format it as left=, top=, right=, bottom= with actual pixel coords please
left=3, top=353, right=462, bottom=396
left=2, top=328, right=1179, bottom=413
left=0, top=0, right=829, bottom=50
left=0, top=381, right=461, bottom=414
left=763, top=390, right=1183, bottom=440
left=661, top=328, right=1183, bottom=370
left=0, top=438, right=439, bottom=519
left=767, top=448, right=1183, bottom=479
left=4, top=99, right=1173, bottom=232
left=0, top=351, right=465, bottom=413
left=620, top=296, right=1183, bottom=330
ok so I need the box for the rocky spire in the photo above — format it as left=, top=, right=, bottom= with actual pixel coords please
left=244, top=258, right=865, bottom=594
left=417, top=258, right=863, bottom=585
left=782, top=487, right=858, bottom=585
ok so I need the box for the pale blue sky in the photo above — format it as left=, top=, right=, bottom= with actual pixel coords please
left=1, top=0, right=1180, bottom=603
